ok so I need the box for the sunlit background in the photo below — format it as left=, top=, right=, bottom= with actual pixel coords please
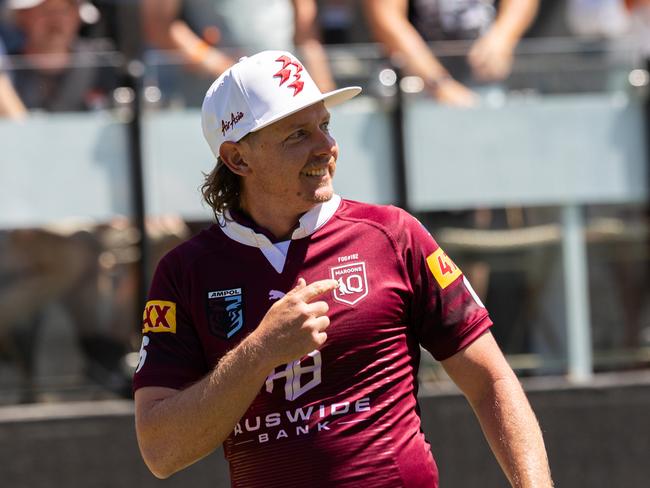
left=0, top=0, right=648, bottom=487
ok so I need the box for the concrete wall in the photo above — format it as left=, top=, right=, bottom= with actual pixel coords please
left=421, top=374, right=650, bottom=487
left=1, top=373, right=649, bottom=487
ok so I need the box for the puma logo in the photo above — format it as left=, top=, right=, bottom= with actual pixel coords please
left=268, top=290, right=286, bottom=301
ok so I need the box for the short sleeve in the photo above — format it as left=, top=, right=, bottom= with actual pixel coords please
left=397, top=210, right=492, bottom=360
left=132, top=251, right=209, bottom=392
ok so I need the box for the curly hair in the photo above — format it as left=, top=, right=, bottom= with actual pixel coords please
left=200, top=157, right=240, bottom=220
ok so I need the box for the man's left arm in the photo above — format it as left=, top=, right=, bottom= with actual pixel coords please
left=441, top=331, right=553, bottom=487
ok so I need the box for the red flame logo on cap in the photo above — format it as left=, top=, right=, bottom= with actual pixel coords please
left=274, top=55, right=304, bottom=96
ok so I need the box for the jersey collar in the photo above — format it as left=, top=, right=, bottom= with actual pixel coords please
left=216, top=195, right=341, bottom=273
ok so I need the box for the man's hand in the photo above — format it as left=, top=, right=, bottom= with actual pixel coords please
left=254, top=277, right=338, bottom=366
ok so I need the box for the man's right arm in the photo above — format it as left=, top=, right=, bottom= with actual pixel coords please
left=134, top=278, right=337, bottom=478
left=135, top=335, right=277, bottom=479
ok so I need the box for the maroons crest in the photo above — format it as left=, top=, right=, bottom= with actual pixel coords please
left=330, top=262, right=368, bottom=306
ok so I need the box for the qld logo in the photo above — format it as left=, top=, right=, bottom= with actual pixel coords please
left=206, top=288, right=244, bottom=339
left=330, top=262, right=368, bottom=306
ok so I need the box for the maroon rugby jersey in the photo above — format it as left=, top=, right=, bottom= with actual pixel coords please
left=133, top=195, right=492, bottom=487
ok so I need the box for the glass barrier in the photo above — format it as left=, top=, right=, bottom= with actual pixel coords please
left=0, top=38, right=648, bottom=405
left=0, top=54, right=141, bottom=404
left=397, top=38, right=650, bottom=383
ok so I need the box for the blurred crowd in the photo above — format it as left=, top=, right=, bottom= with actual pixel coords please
left=1, top=0, right=648, bottom=115
left=0, top=0, right=650, bottom=111
left=0, top=0, right=649, bottom=403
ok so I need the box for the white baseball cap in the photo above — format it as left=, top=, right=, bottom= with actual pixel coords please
left=201, top=50, right=361, bottom=158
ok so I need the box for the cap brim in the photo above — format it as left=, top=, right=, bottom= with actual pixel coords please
left=250, top=86, right=362, bottom=134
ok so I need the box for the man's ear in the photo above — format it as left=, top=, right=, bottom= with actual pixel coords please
left=219, top=141, right=251, bottom=176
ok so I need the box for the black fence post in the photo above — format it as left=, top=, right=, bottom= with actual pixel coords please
left=389, top=64, right=409, bottom=211
left=115, top=1, right=148, bottom=329
left=125, top=61, right=148, bottom=319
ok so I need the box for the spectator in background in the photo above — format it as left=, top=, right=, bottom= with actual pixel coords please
left=317, top=0, right=378, bottom=46
left=566, top=0, right=630, bottom=38
left=141, top=0, right=335, bottom=92
left=6, top=0, right=117, bottom=111
left=628, top=0, right=650, bottom=350
left=0, top=0, right=136, bottom=401
left=625, top=0, right=650, bottom=58
left=362, top=0, right=539, bottom=106
left=362, top=1, right=543, bottom=347
left=0, top=35, right=26, bottom=117
left=577, top=0, right=650, bottom=352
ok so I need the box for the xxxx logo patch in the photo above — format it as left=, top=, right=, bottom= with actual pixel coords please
left=142, top=300, right=177, bottom=333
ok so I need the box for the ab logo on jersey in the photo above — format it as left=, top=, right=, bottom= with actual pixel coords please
left=206, top=288, right=244, bottom=339
left=142, top=300, right=177, bottom=333
left=426, top=248, right=462, bottom=289
left=331, top=262, right=368, bottom=306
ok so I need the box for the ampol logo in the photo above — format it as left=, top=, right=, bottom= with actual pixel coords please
left=330, top=262, right=368, bottom=306
left=206, top=288, right=244, bottom=339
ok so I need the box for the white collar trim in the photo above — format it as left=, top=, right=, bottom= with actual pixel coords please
left=217, top=195, right=341, bottom=273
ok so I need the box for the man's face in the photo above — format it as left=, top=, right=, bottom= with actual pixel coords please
left=17, top=0, right=81, bottom=53
left=237, top=101, right=339, bottom=216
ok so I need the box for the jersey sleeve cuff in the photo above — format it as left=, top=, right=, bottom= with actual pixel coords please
left=431, top=313, right=493, bottom=361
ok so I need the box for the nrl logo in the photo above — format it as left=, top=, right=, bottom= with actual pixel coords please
left=206, top=287, right=244, bottom=339
left=330, top=262, right=368, bottom=306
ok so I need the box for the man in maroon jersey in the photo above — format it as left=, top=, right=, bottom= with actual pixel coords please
left=133, top=50, right=553, bottom=487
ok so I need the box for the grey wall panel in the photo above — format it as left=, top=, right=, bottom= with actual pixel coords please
left=2, top=94, right=646, bottom=226
left=0, top=114, right=132, bottom=228
left=328, top=98, right=396, bottom=205
left=404, top=94, right=648, bottom=210
left=142, top=110, right=214, bottom=222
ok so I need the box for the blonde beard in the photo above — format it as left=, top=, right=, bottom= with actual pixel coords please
left=309, top=186, right=334, bottom=205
